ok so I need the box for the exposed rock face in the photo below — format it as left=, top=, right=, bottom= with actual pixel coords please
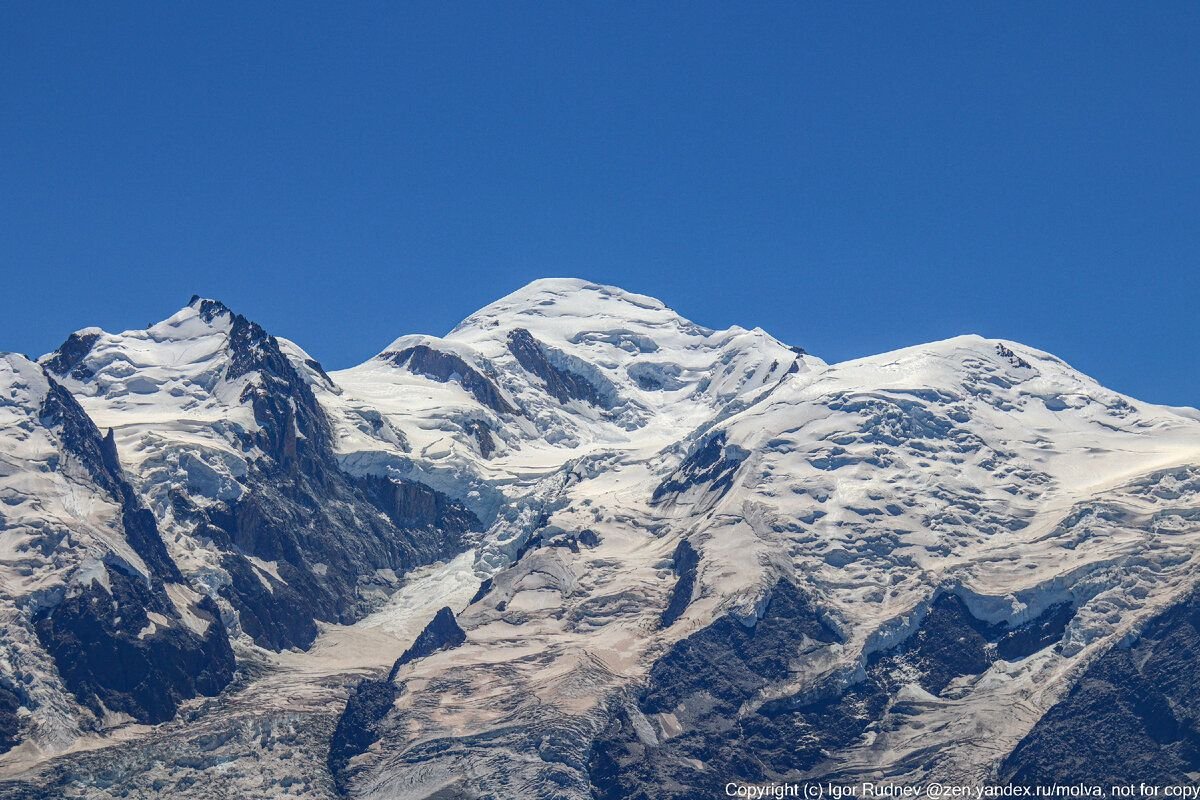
left=1000, top=592, right=1200, bottom=787
left=214, top=549, right=319, bottom=652
left=328, top=607, right=467, bottom=793
left=32, top=561, right=234, bottom=725
left=590, top=581, right=841, bottom=799
left=327, top=678, right=399, bottom=795
left=507, top=328, right=613, bottom=408
left=387, top=606, right=466, bottom=678
left=40, top=331, right=99, bottom=381
left=591, top=590, right=1080, bottom=798
left=356, top=475, right=481, bottom=536
left=385, top=344, right=515, bottom=415
left=185, top=475, right=471, bottom=653
left=843, top=594, right=1077, bottom=701
left=39, top=380, right=181, bottom=583
left=651, top=431, right=746, bottom=505
left=181, top=459, right=478, bottom=652
left=659, top=539, right=699, bottom=628
left=463, top=418, right=497, bottom=458
left=222, top=304, right=331, bottom=470
left=36, top=382, right=114, bottom=491
left=0, top=684, right=24, bottom=756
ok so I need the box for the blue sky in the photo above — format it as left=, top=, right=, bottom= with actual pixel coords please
left=2, top=3, right=1198, bottom=405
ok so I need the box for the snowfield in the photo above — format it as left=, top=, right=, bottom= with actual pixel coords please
left=1, top=279, right=1198, bottom=798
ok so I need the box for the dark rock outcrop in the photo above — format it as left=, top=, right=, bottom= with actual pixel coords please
left=328, top=607, right=466, bottom=794
left=225, top=309, right=329, bottom=473
left=994, top=600, right=1076, bottom=661
left=996, top=343, right=1032, bottom=370
left=42, top=331, right=100, bottom=381
left=0, top=682, right=25, bottom=755
left=866, top=594, right=1075, bottom=696
left=356, top=475, right=481, bottom=535
left=590, top=580, right=840, bottom=799
left=999, top=592, right=1200, bottom=787
left=216, top=552, right=319, bottom=652
left=185, top=464, right=478, bottom=652
left=327, top=677, right=400, bottom=795
left=388, top=606, right=467, bottom=680
left=652, top=431, right=746, bottom=505
left=32, top=560, right=234, bottom=725
left=660, top=539, right=700, bottom=628
left=385, top=344, right=516, bottom=415
left=98, top=429, right=184, bottom=584
left=637, top=581, right=839, bottom=717
left=468, top=577, right=494, bottom=605
left=591, top=589, right=1077, bottom=798
left=507, top=328, right=613, bottom=408
left=37, top=381, right=122, bottom=497
left=755, top=595, right=1075, bottom=785
left=463, top=418, right=497, bottom=458
left=39, top=379, right=181, bottom=583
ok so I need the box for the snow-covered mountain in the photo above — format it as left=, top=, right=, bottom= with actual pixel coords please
left=0, top=353, right=233, bottom=761
left=39, top=298, right=480, bottom=652
left=2, top=280, right=1199, bottom=799
left=332, top=278, right=817, bottom=473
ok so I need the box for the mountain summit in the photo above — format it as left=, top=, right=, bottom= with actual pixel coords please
left=2, top=280, right=1199, bottom=798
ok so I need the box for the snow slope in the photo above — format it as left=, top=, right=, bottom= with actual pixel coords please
left=332, top=278, right=820, bottom=477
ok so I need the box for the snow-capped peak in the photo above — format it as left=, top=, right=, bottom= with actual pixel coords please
left=442, top=278, right=820, bottom=402
left=34, top=298, right=339, bottom=481
left=333, top=278, right=821, bottom=473
left=447, top=277, right=670, bottom=339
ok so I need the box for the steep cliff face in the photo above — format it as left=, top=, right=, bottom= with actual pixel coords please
left=327, top=606, right=467, bottom=793
left=32, top=562, right=233, bottom=725
left=0, top=354, right=235, bottom=755
left=382, top=343, right=516, bottom=416
left=589, top=590, right=1081, bottom=799
left=0, top=684, right=21, bottom=755
left=1000, top=591, right=1200, bottom=787
left=590, top=580, right=841, bottom=799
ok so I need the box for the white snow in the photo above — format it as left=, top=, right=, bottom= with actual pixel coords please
left=331, top=277, right=821, bottom=482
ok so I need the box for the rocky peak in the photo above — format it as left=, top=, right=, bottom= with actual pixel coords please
left=41, top=330, right=102, bottom=380
left=187, top=295, right=234, bottom=323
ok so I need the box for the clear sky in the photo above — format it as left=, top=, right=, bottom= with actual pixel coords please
left=2, top=3, right=1198, bottom=405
